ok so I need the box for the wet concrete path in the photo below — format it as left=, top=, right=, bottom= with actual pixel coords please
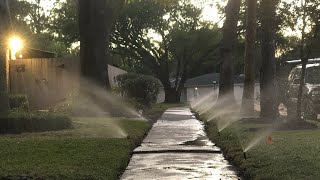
left=121, top=107, right=239, bottom=180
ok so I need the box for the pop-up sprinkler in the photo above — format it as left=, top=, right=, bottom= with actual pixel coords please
left=243, top=152, right=247, bottom=159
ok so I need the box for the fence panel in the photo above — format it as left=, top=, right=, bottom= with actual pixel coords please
left=9, top=57, right=80, bottom=109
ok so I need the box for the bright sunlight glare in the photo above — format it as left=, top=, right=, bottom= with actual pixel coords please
left=9, top=36, right=23, bottom=60
left=9, top=37, right=23, bottom=51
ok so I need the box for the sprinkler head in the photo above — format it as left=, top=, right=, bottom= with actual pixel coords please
left=218, top=131, right=220, bottom=136
left=243, top=152, right=247, bottom=160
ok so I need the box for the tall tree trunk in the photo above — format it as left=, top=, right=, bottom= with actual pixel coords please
left=159, top=73, right=182, bottom=103
left=296, top=9, right=320, bottom=120
left=296, top=2, right=308, bottom=120
left=79, top=0, right=111, bottom=89
left=0, top=0, right=10, bottom=117
left=77, top=0, right=124, bottom=116
left=260, top=0, right=278, bottom=119
left=218, top=0, right=241, bottom=104
left=241, top=0, right=257, bottom=115
left=164, top=88, right=181, bottom=103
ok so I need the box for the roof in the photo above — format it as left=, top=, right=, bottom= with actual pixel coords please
left=185, top=73, right=245, bottom=87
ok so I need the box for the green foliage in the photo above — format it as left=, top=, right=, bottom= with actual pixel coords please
left=116, top=73, right=161, bottom=108
left=9, top=94, right=29, bottom=111
left=112, top=0, right=222, bottom=102
left=0, top=111, right=72, bottom=134
left=49, top=0, right=79, bottom=48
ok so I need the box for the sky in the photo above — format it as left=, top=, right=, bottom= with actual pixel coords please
left=34, top=0, right=223, bottom=24
left=192, top=0, right=226, bottom=25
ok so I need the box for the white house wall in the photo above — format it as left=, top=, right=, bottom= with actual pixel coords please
left=108, top=65, right=127, bottom=87
left=157, top=83, right=261, bottom=104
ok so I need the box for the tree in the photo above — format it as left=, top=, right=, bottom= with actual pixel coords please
left=241, top=0, right=257, bottom=115
left=0, top=0, right=10, bottom=117
left=49, top=0, right=79, bottom=49
left=218, top=0, right=241, bottom=104
left=79, top=0, right=124, bottom=89
left=260, top=0, right=278, bottom=119
left=8, top=0, right=68, bottom=55
left=112, top=0, right=221, bottom=103
left=294, top=0, right=320, bottom=119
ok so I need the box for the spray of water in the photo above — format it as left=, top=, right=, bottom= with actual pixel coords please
left=191, top=92, right=243, bottom=133
left=73, top=78, right=146, bottom=119
left=243, top=129, right=273, bottom=152
left=68, top=76, right=147, bottom=138
left=217, top=114, right=241, bottom=132
left=72, top=117, right=128, bottom=138
left=191, top=91, right=216, bottom=109
left=243, top=120, right=282, bottom=152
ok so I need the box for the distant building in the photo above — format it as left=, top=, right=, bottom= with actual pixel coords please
left=157, top=73, right=260, bottom=104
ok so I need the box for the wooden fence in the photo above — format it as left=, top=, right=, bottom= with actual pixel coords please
left=8, top=57, right=127, bottom=109
left=9, top=57, right=80, bottom=109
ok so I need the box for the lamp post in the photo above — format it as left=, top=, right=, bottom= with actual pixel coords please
left=8, top=36, right=23, bottom=60
left=213, top=81, right=218, bottom=100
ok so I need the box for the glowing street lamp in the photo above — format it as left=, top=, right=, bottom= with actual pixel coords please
left=8, top=36, right=23, bottom=60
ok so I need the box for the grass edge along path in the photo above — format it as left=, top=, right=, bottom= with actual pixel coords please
left=198, top=113, right=320, bottom=180
left=0, top=118, right=150, bottom=180
left=0, top=103, right=186, bottom=179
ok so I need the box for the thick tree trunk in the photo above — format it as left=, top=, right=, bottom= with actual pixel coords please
left=164, top=88, right=181, bottom=103
left=76, top=0, right=121, bottom=116
left=241, top=0, right=257, bottom=115
left=0, top=0, right=10, bottom=117
left=79, top=0, right=111, bottom=89
left=159, top=74, right=183, bottom=103
left=218, top=0, right=241, bottom=104
left=260, top=0, right=278, bottom=119
left=296, top=11, right=320, bottom=120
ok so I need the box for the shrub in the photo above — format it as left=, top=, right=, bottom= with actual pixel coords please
left=49, top=100, right=73, bottom=115
left=0, top=110, right=72, bottom=134
left=116, top=73, right=161, bottom=108
left=9, top=94, right=29, bottom=111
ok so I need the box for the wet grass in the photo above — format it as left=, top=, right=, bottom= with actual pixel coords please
left=203, top=115, right=320, bottom=179
left=0, top=118, right=150, bottom=180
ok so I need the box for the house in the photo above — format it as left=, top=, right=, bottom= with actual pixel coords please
left=157, top=73, right=260, bottom=104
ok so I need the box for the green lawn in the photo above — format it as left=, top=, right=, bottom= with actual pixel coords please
left=204, top=116, right=320, bottom=179
left=0, top=117, right=150, bottom=180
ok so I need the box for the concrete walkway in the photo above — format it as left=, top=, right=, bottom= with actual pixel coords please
left=121, top=107, right=239, bottom=180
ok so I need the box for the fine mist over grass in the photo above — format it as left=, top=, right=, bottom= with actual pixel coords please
left=191, top=92, right=276, bottom=153
left=0, top=117, right=150, bottom=179
left=72, top=78, right=145, bottom=119
left=191, top=92, right=243, bottom=132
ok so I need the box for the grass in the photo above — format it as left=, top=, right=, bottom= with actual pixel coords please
left=0, top=102, right=184, bottom=179
left=143, top=102, right=187, bottom=121
left=0, top=117, right=150, bottom=180
left=203, top=115, right=320, bottom=179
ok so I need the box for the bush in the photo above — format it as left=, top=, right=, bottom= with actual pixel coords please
left=9, top=95, right=29, bottom=111
left=116, top=73, right=161, bottom=108
left=0, top=111, right=72, bottom=134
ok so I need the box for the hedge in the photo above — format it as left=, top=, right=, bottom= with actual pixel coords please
left=0, top=111, right=72, bottom=134
left=116, top=73, right=161, bottom=108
